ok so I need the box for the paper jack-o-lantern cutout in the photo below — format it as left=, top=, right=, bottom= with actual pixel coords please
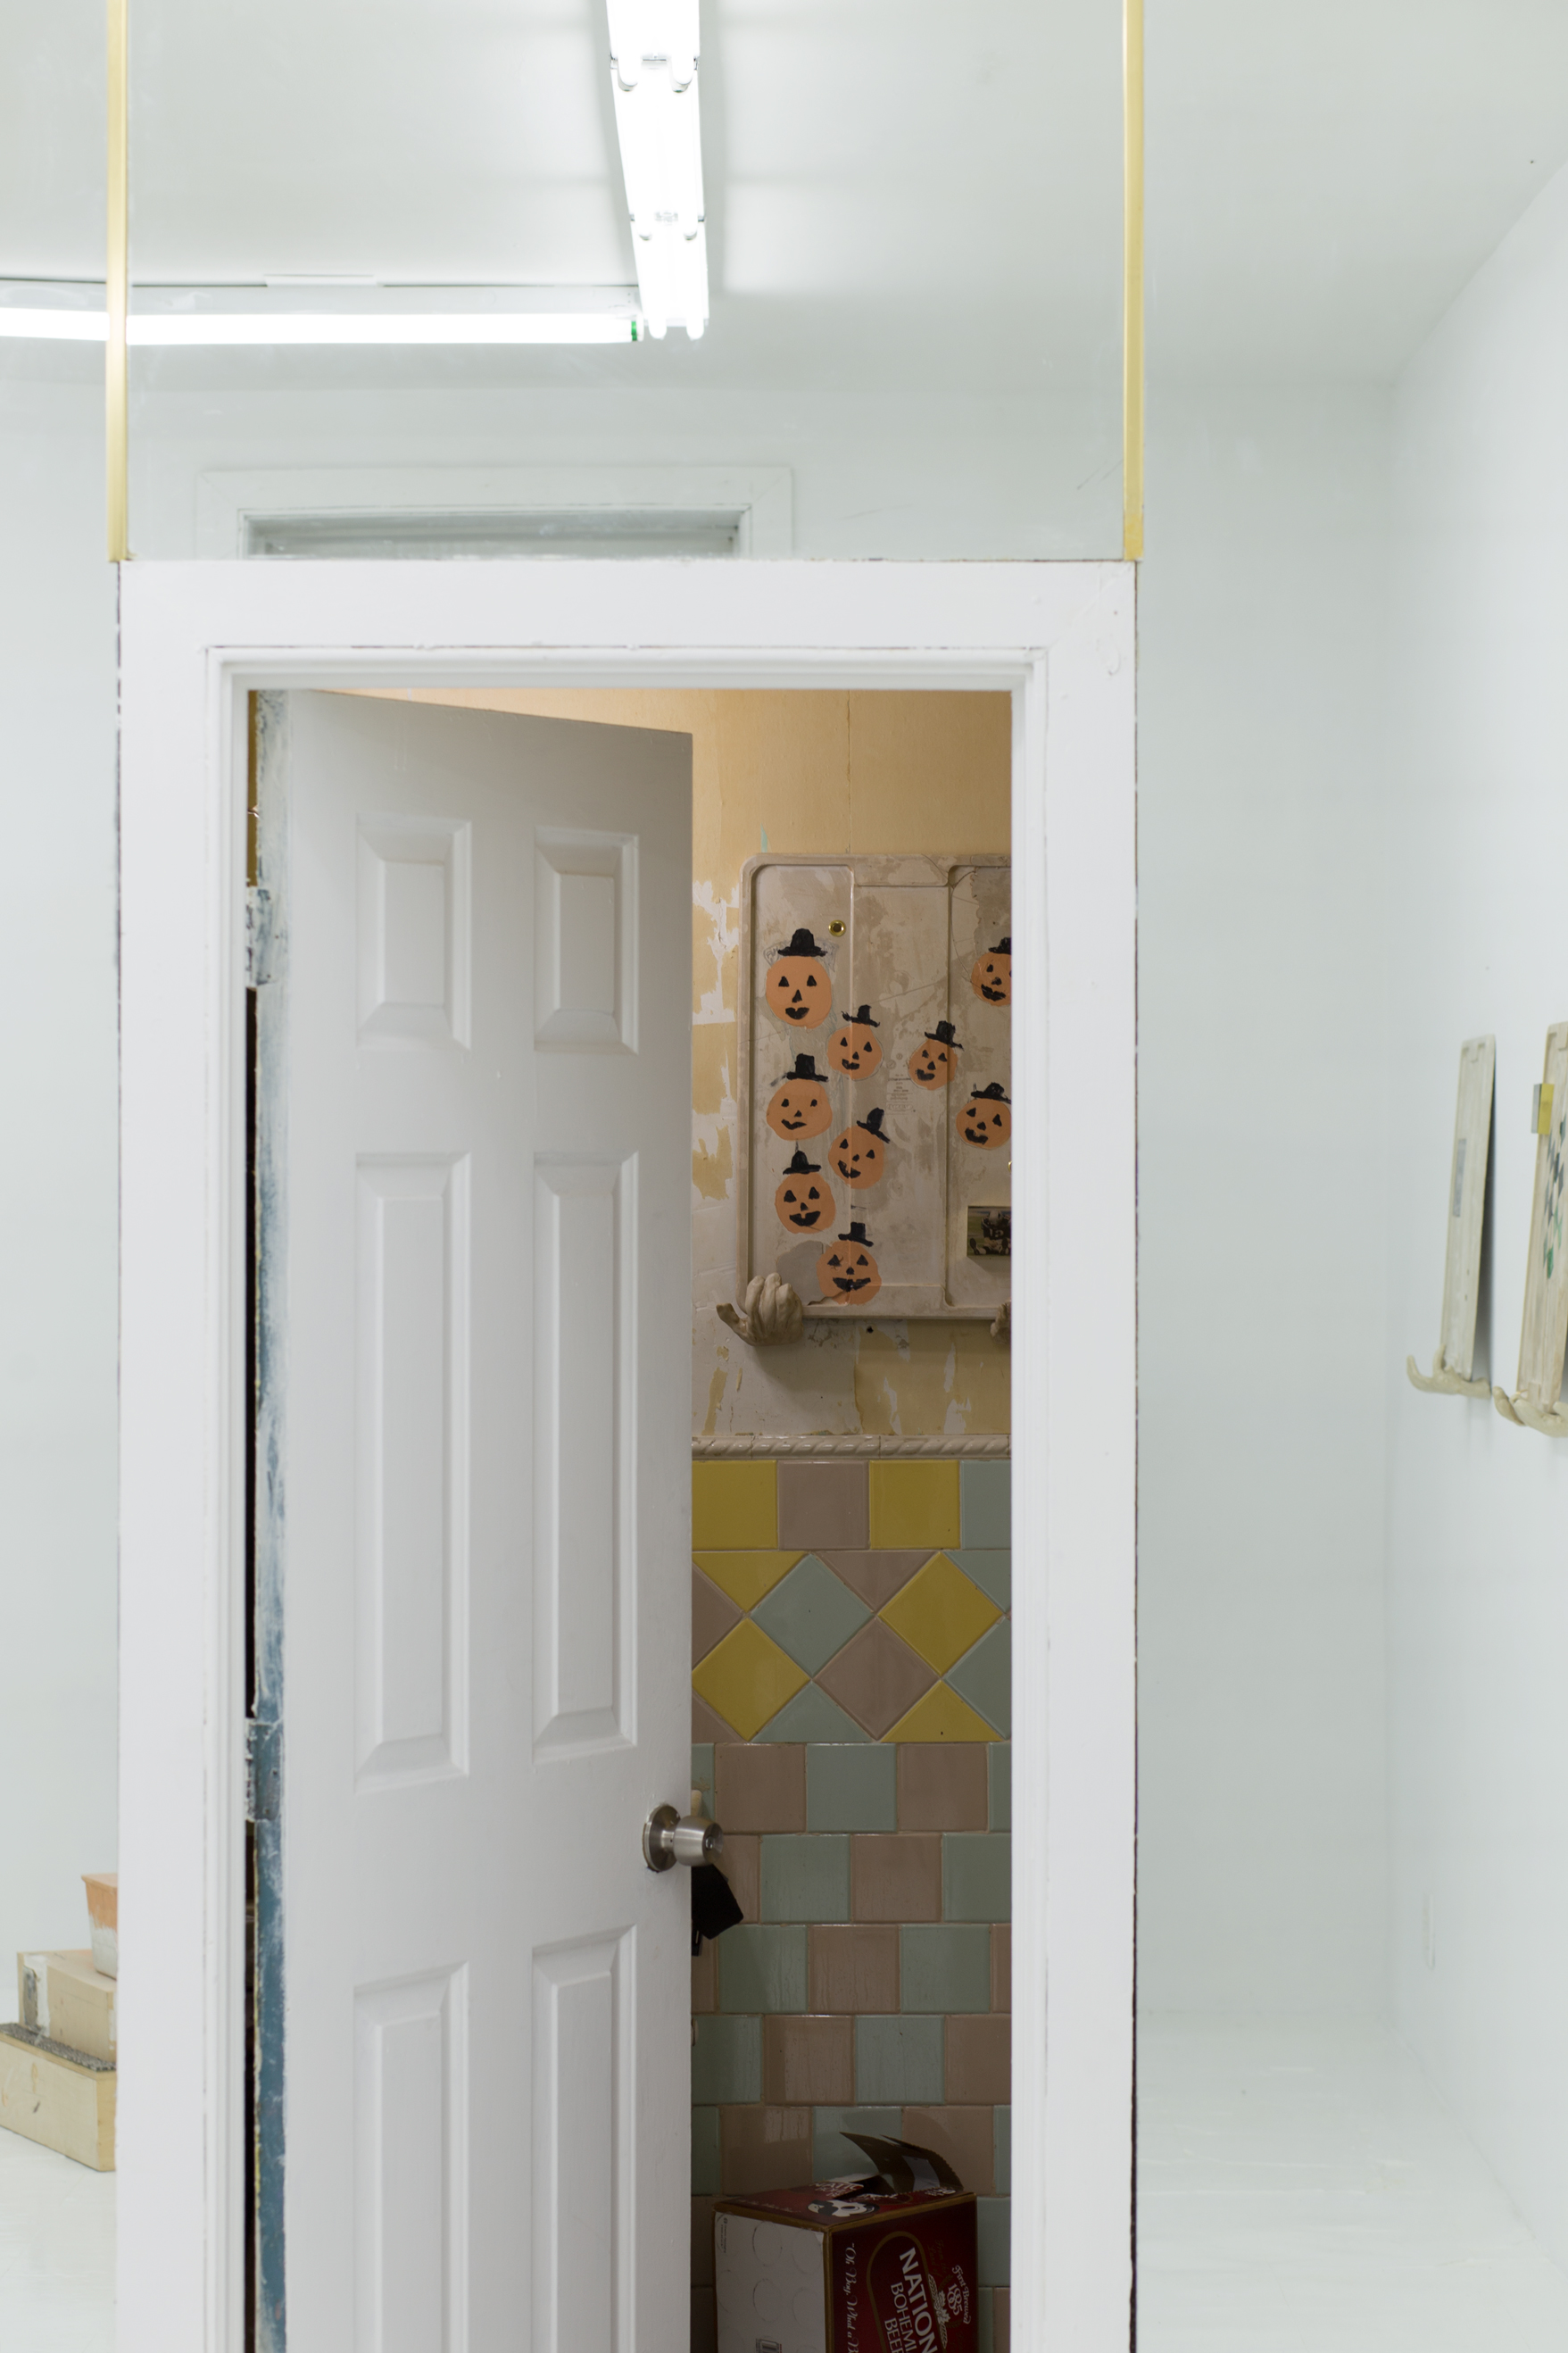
left=958, top=1082, right=1011, bottom=1150
left=908, top=1019, right=963, bottom=1091
left=971, top=937, right=1012, bottom=1005
left=817, top=1220, right=882, bottom=1305
left=775, top=1149, right=835, bottom=1234
left=826, top=1003, right=883, bottom=1078
left=766, top=1055, right=834, bottom=1141
left=766, top=927, right=834, bottom=1030
left=829, top=1107, right=889, bottom=1189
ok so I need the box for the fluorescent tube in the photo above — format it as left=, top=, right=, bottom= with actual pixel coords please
left=0, top=308, right=640, bottom=345
left=607, top=0, right=709, bottom=340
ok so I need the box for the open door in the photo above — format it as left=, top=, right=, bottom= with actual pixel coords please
left=251, top=690, right=693, bottom=2349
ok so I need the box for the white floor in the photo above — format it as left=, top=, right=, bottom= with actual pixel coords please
left=0, top=2126, right=114, bottom=2352
left=1138, top=2016, right=1568, bottom=2351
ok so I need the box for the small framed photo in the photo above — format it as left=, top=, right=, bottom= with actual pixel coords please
left=967, top=1204, right=1011, bottom=1260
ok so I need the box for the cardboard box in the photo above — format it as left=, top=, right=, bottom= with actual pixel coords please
left=716, top=2183, right=978, bottom=2353
left=0, top=2025, right=116, bottom=2170
left=82, top=1872, right=118, bottom=1980
left=18, top=1949, right=118, bottom=2065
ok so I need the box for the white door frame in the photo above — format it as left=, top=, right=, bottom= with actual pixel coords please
left=118, top=557, right=1136, bottom=2353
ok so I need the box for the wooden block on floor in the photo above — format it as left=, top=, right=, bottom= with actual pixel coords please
left=18, top=1950, right=118, bottom=2065
left=0, top=2025, right=116, bottom=2170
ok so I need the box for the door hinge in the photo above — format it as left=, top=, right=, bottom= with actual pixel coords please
left=245, top=886, right=276, bottom=987
left=245, top=1718, right=282, bottom=1825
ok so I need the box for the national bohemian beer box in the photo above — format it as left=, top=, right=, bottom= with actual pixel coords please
left=715, top=2136, right=978, bottom=2353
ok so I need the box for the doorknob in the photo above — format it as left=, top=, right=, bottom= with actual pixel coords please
left=643, top=1804, right=724, bottom=1872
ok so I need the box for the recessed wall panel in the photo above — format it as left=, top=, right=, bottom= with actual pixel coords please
left=358, top=816, right=472, bottom=1045
left=532, top=1935, right=626, bottom=2353
left=534, top=827, right=638, bottom=1052
left=354, top=1966, right=469, bottom=2353
left=357, top=1157, right=470, bottom=1785
left=533, top=1154, right=635, bottom=1752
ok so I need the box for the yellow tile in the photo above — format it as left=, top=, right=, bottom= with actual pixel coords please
left=693, top=1551, right=805, bottom=1612
left=867, top=1459, right=960, bottom=1551
left=883, top=1684, right=999, bottom=1742
left=691, top=1621, right=809, bottom=1741
left=693, top=1459, right=777, bottom=1550
left=878, top=1554, right=1000, bottom=1675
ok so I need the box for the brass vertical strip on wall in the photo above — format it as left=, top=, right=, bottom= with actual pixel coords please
left=1122, top=0, right=1145, bottom=561
left=106, top=0, right=129, bottom=561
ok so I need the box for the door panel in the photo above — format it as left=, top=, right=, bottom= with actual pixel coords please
left=256, top=690, right=692, bottom=2352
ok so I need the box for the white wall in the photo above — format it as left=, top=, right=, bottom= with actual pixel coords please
left=1136, top=382, right=1393, bottom=2015
left=1387, top=158, right=1568, bottom=2268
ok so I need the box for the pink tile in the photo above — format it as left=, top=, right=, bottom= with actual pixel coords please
left=900, top=2105, right=995, bottom=2194
left=715, top=1742, right=807, bottom=1832
left=693, top=1691, right=734, bottom=1743
left=896, top=1742, right=990, bottom=1831
left=816, top=1619, right=934, bottom=1737
left=720, top=2104, right=814, bottom=2194
left=762, top=2015, right=854, bottom=2105
left=944, top=2013, right=1010, bottom=2104
left=817, top=1550, right=932, bottom=1612
left=693, top=1567, right=743, bottom=1666
left=850, top=1833, right=942, bottom=1922
left=777, top=1459, right=870, bottom=1551
left=722, top=1833, right=760, bottom=1924
left=809, top=1924, right=900, bottom=2013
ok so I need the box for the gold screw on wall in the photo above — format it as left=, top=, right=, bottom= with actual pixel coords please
left=1123, top=0, right=1145, bottom=562
left=106, top=0, right=129, bottom=561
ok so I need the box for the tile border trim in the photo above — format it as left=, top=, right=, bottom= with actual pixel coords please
left=693, top=1436, right=1011, bottom=1459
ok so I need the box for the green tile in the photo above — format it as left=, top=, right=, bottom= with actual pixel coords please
left=977, top=2287, right=995, bottom=2353
left=900, top=1925, right=991, bottom=2013
left=757, top=1684, right=874, bottom=1742
left=960, top=1462, right=1011, bottom=1549
left=692, top=2015, right=761, bottom=2104
left=948, top=1549, right=1011, bottom=1609
left=943, top=1833, right=1012, bottom=1922
left=753, top=1554, right=871, bottom=1675
left=692, top=1742, right=716, bottom=1809
left=717, top=1925, right=808, bottom=2014
left=693, top=2105, right=721, bottom=2195
left=812, top=2105, right=901, bottom=2182
left=760, top=1833, right=851, bottom=1921
left=807, top=1742, right=897, bottom=1831
left=947, top=1620, right=1010, bottom=1734
left=989, top=1742, right=1011, bottom=1832
left=977, top=2196, right=1010, bottom=2287
left=854, top=2014, right=944, bottom=2104
left=994, top=2107, right=1011, bottom=2195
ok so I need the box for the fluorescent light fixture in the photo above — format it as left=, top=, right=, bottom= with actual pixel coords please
left=0, top=289, right=643, bottom=345
left=608, top=0, right=709, bottom=341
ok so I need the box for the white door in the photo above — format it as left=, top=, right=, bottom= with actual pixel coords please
left=254, top=689, right=693, bottom=2351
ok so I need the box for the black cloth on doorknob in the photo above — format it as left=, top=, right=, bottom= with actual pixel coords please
left=691, top=1864, right=744, bottom=1955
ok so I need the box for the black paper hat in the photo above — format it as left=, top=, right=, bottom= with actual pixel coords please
left=986, top=936, right=1011, bottom=955
left=783, top=1148, right=821, bottom=1174
left=970, top=1081, right=1011, bottom=1102
left=775, top=926, right=826, bottom=960
left=781, top=1053, right=827, bottom=1083
left=837, top=1220, right=875, bottom=1245
left=839, top=1003, right=880, bottom=1027
left=923, top=1019, right=962, bottom=1046
left=854, top=1107, right=888, bottom=1136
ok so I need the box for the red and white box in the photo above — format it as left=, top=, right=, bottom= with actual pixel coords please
left=715, top=2178, right=979, bottom=2353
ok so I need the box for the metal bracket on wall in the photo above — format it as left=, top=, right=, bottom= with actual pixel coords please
left=245, top=1717, right=281, bottom=1825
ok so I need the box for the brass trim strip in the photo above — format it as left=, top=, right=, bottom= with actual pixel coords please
left=1122, top=0, right=1145, bottom=561
left=106, top=0, right=129, bottom=561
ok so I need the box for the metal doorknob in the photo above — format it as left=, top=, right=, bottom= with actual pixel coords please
left=643, top=1804, right=724, bottom=1872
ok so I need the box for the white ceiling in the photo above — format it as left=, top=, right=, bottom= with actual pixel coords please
left=0, top=0, right=1564, bottom=385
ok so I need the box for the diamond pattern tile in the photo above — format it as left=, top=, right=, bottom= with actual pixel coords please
left=946, top=1618, right=1010, bottom=1733
left=693, top=1567, right=743, bottom=1666
left=756, top=1684, right=874, bottom=1742
left=753, top=1553, right=871, bottom=1675
left=693, top=1550, right=804, bottom=1611
left=879, top=1554, right=1001, bottom=1675
left=884, top=1684, right=999, bottom=1743
left=817, top=1550, right=933, bottom=1612
left=815, top=1617, right=935, bottom=1737
left=692, top=1621, right=809, bottom=1740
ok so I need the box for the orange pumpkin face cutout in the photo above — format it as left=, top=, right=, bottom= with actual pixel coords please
left=908, top=1019, right=963, bottom=1091
left=826, top=1003, right=883, bottom=1079
left=775, top=1150, right=834, bottom=1235
left=971, top=936, right=1012, bottom=1005
left=958, top=1082, right=1011, bottom=1150
left=765, top=1055, right=833, bottom=1142
left=829, top=1107, right=889, bottom=1189
left=766, top=927, right=833, bottom=1030
left=817, top=1219, right=882, bottom=1305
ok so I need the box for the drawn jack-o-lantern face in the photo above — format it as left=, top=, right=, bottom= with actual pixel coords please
left=958, top=1084, right=1011, bottom=1150
left=971, top=937, right=1012, bottom=1005
left=767, top=927, right=833, bottom=1029
left=826, top=1004, right=883, bottom=1078
left=829, top=1109, right=888, bottom=1189
left=775, top=1152, right=834, bottom=1234
left=908, top=1020, right=962, bottom=1091
left=817, top=1224, right=882, bottom=1304
left=766, top=1056, right=833, bottom=1141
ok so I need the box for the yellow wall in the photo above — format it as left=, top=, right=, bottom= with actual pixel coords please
left=379, top=686, right=1012, bottom=1436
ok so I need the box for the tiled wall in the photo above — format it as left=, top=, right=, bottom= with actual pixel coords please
left=690, top=1456, right=1011, bottom=2353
